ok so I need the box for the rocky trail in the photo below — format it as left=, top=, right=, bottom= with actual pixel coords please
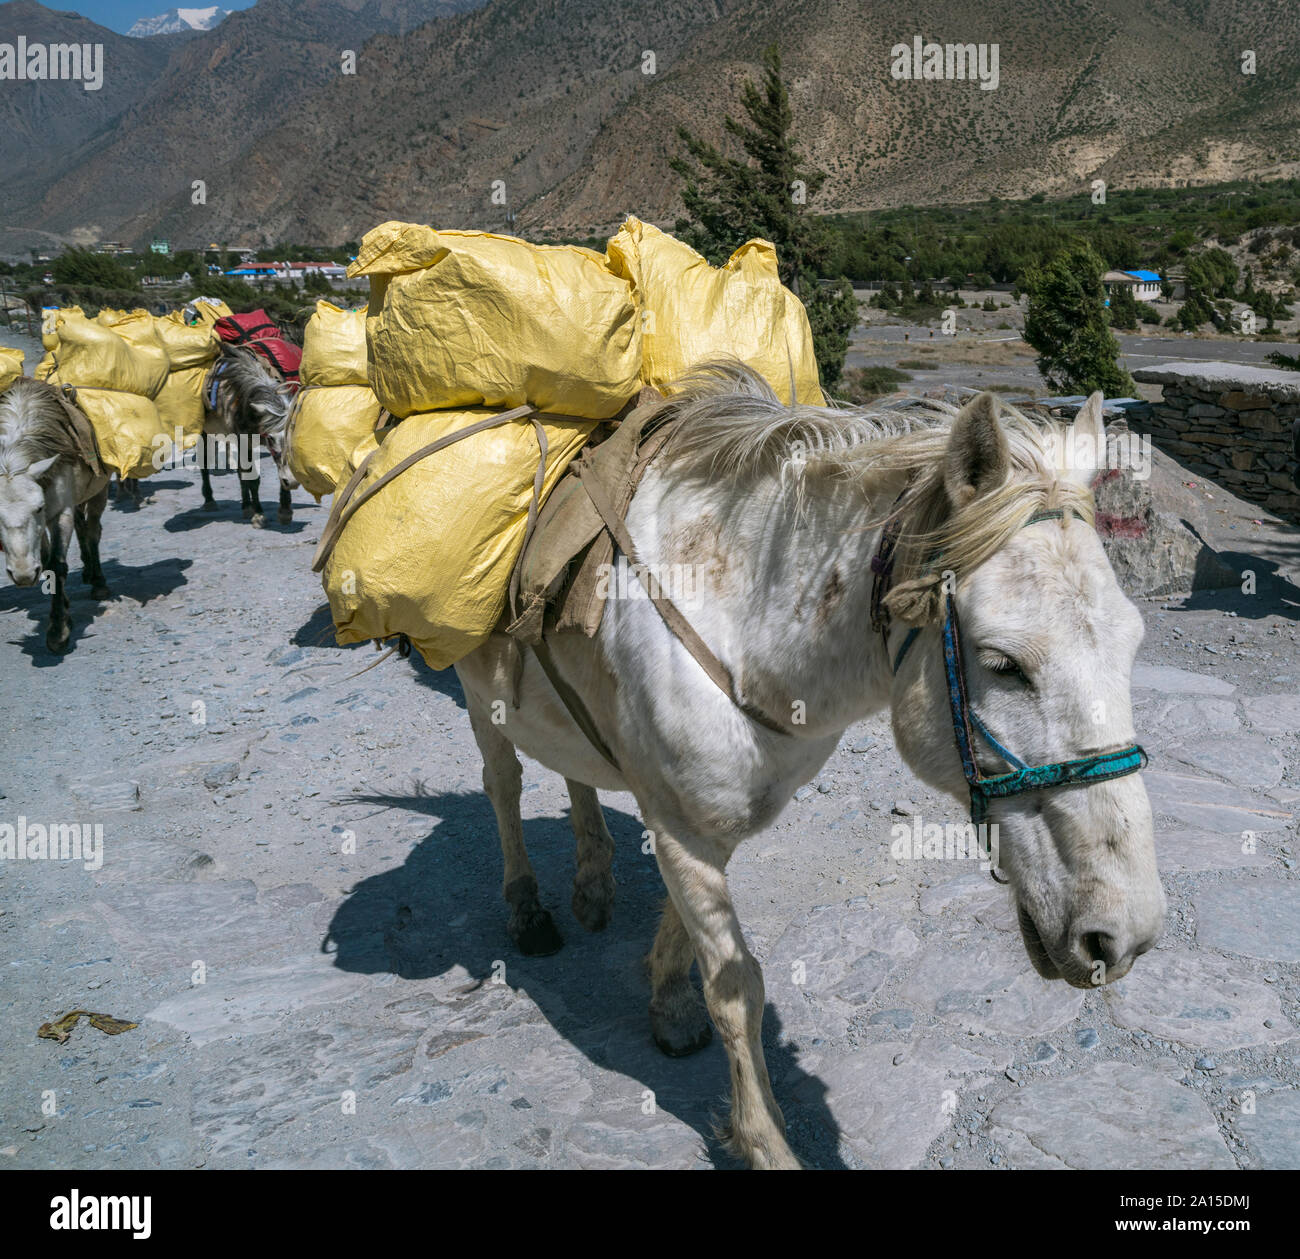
left=1, top=456, right=1298, bottom=1170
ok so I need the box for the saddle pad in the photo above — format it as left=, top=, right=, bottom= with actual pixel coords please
left=507, top=391, right=677, bottom=645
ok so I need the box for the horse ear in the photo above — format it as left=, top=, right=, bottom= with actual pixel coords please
left=26, top=455, right=58, bottom=481
left=945, top=392, right=1008, bottom=507
left=1063, top=391, right=1106, bottom=486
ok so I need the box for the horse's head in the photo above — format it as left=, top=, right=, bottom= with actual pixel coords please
left=888, top=392, right=1164, bottom=988
left=0, top=455, right=57, bottom=586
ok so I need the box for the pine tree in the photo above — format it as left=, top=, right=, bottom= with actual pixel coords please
left=1023, top=242, right=1134, bottom=395
left=671, top=45, right=856, bottom=387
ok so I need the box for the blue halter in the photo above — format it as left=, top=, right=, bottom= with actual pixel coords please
left=892, top=508, right=1148, bottom=832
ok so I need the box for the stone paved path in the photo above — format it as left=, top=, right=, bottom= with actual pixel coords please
left=0, top=461, right=1297, bottom=1169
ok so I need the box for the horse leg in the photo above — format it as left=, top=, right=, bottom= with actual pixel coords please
left=74, top=486, right=111, bottom=599
left=567, top=779, right=615, bottom=931
left=648, top=895, right=713, bottom=1056
left=240, top=452, right=264, bottom=527
left=650, top=823, right=797, bottom=1169
left=200, top=462, right=218, bottom=511
left=43, top=507, right=75, bottom=654
left=466, top=697, right=563, bottom=956
left=278, top=482, right=293, bottom=525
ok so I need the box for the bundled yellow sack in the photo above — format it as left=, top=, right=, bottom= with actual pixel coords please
left=605, top=217, right=824, bottom=404
left=152, top=311, right=220, bottom=446
left=321, top=409, right=597, bottom=668
left=349, top=221, right=641, bottom=420
left=287, top=300, right=383, bottom=500
left=95, top=309, right=170, bottom=397
left=0, top=346, right=24, bottom=391
left=36, top=309, right=166, bottom=478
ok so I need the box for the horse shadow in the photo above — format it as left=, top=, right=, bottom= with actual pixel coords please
left=284, top=612, right=473, bottom=709
left=322, top=787, right=845, bottom=1169
left=290, top=602, right=361, bottom=651
left=408, top=655, right=468, bottom=707
left=0, top=555, right=191, bottom=662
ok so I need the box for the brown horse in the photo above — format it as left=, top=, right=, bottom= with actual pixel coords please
left=199, top=344, right=298, bottom=526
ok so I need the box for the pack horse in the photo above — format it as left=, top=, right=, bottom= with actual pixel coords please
left=453, top=367, right=1165, bottom=1169
left=200, top=312, right=302, bottom=526
left=0, top=378, right=111, bottom=653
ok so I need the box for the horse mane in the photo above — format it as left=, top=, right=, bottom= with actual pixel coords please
left=0, top=378, right=80, bottom=477
left=215, top=345, right=293, bottom=438
left=652, top=360, right=1096, bottom=596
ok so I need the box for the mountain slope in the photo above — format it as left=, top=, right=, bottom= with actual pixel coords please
left=8, top=0, right=1300, bottom=248
left=162, top=0, right=1300, bottom=245
left=2, top=0, right=484, bottom=248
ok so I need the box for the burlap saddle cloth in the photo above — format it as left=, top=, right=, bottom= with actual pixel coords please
left=35, top=380, right=108, bottom=480
left=505, top=388, right=678, bottom=647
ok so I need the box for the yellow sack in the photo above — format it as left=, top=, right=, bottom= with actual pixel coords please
left=36, top=310, right=166, bottom=478
left=152, top=312, right=220, bottom=444
left=322, top=410, right=597, bottom=669
left=290, top=387, right=383, bottom=501
left=350, top=221, right=641, bottom=420
left=154, top=311, right=220, bottom=370
left=154, top=365, right=210, bottom=447
left=41, top=305, right=83, bottom=351
left=605, top=217, right=824, bottom=404
left=0, top=346, right=24, bottom=391
left=94, top=309, right=170, bottom=398
left=288, top=301, right=383, bottom=500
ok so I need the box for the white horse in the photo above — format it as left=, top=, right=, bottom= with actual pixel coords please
left=0, top=378, right=111, bottom=653
left=454, top=364, right=1165, bottom=1169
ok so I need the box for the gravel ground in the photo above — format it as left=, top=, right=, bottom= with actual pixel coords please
left=0, top=373, right=1297, bottom=1170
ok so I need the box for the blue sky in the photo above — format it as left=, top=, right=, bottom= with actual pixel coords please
left=79, top=1, right=256, bottom=36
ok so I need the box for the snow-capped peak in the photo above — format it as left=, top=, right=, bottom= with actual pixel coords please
left=126, top=7, right=232, bottom=38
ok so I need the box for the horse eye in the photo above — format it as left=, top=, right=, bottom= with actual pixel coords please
left=981, top=651, right=1030, bottom=684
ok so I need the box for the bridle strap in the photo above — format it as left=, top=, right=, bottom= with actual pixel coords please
left=874, top=500, right=1147, bottom=864
left=941, top=593, right=1147, bottom=827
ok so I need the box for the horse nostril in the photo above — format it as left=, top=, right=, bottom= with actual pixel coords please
left=1079, top=931, right=1126, bottom=971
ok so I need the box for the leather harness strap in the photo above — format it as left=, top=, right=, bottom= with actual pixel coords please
left=577, top=465, right=792, bottom=737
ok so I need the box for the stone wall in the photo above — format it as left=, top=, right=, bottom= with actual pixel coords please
left=1131, top=361, right=1300, bottom=524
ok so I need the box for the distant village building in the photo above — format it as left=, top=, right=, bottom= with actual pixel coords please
left=1103, top=269, right=1163, bottom=302
left=149, top=239, right=170, bottom=255
left=223, top=260, right=346, bottom=281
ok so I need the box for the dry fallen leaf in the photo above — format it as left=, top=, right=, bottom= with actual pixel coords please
left=37, top=1010, right=138, bottom=1044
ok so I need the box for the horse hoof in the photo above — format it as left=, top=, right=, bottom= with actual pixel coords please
left=250, top=513, right=266, bottom=529
left=651, top=984, right=713, bottom=1057
left=277, top=508, right=293, bottom=525
left=571, top=872, right=615, bottom=932
left=201, top=499, right=219, bottom=513
left=46, top=629, right=71, bottom=654
left=651, top=1013, right=713, bottom=1058
left=511, top=909, right=563, bottom=957
left=91, top=585, right=111, bottom=601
